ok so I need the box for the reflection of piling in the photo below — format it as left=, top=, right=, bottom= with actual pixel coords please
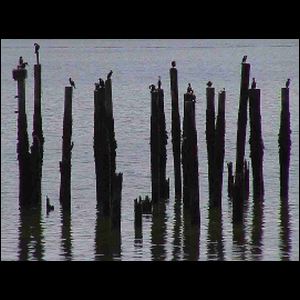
left=182, top=93, right=200, bottom=225
left=233, top=62, right=250, bottom=224
left=206, top=87, right=215, bottom=203
left=111, top=173, right=123, bottom=231
left=13, top=67, right=32, bottom=208
left=249, top=88, right=264, bottom=200
left=213, top=90, right=226, bottom=208
left=278, top=88, right=291, bottom=200
left=59, top=87, right=73, bottom=211
left=170, top=66, right=182, bottom=199
left=279, top=196, right=291, bottom=260
left=60, top=209, right=72, bottom=261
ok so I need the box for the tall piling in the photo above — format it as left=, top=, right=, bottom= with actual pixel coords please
left=170, top=65, right=182, bottom=199
left=206, top=86, right=215, bottom=203
left=182, top=93, right=200, bottom=225
left=249, top=88, right=264, bottom=200
left=278, top=87, right=291, bottom=200
left=212, top=90, right=226, bottom=208
left=59, top=86, right=73, bottom=211
left=134, top=197, right=143, bottom=239
left=227, top=161, right=234, bottom=198
left=233, top=62, right=250, bottom=224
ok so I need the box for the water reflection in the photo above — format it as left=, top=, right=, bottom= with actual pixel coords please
left=250, top=198, right=264, bottom=260
left=151, top=201, right=167, bottom=261
left=232, top=215, right=247, bottom=260
left=94, top=205, right=121, bottom=261
left=172, top=198, right=182, bottom=261
left=60, top=209, right=73, bottom=260
left=279, top=196, right=291, bottom=261
left=207, top=207, right=224, bottom=260
left=18, top=205, right=44, bottom=261
left=183, top=209, right=200, bottom=261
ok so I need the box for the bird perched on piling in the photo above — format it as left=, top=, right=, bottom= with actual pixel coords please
left=95, top=82, right=100, bottom=90
left=34, top=43, right=40, bottom=54
left=19, top=56, right=23, bottom=65
left=99, top=78, right=105, bottom=88
left=187, top=83, right=193, bottom=93
left=242, top=55, right=247, bottom=63
left=149, top=84, right=156, bottom=92
left=107, top=70, right=113, bottom=79
left=171, top=60, right=176, bottom=68
left=207, top=81, right=213, bottom=88
left=69, top=77, right=76, bottom=89
left=286, top=78, right=291, bottom=88
left=19, top=62, right=29, bottom=69
left=251, top=78, right=256, bottom=89
left=158, top=76, right=162, bottom=89
left=46, top=195, right=54, bottom=214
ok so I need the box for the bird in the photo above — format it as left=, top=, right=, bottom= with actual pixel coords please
left=171, top=60, right=176, bottom=68
left=107, top=70, right=113, bottom=79
left=69, top=77, right=76, bottom=88
left=286, top=78, right=291, bottom=88
left=19, top=62, right=28, bottom=69
left=46, top=195, right=54, bottom=214
left=99, top=78, right=105, bottom=88
left=19, top=56, right=23, bottom=65
left=158, top=76, right=162, bottom=89
left=251, top=78, right=256, bottom=89
left=149, top=84, right=156, bottom=92
left=187, top=83, right=193, bottom=93
left=207, top=81, right=213, bottom=88
left=95, top=82, right=100, bottom=90
left=34, top=43, right=40, bottom=54
left=242, top=55, right=247, bottom=63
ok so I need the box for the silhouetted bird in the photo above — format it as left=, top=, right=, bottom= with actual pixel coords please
left=251, top=78, right=256, bottom=89
left=69, top=77, right=76, bottom=88
left=34, top=43, right=40, bottom=54
left=46, top=195, right=54, bottom=214
left=158, top=76, right=162, bottom=89
left=242, top=55, right=247, bottom=63
left=171, top=60, right=176, bottom=68
left=107, top=70, right=113, bottom=79
left=19, top=56, right=23, bottom=65
left=187, top=83, right=193, bottom=93
left=207, top=81, right=213, bottom=87
left=19, top=62, right=28, bottom=69
left=95, top=82, right=100, bottom=90
left=99, top=78, right=105, bottom=88
left=149, top=84, right=156, bottom=92
left=286, top=78, right=291, bottom=88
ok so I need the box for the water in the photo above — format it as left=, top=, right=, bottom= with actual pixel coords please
left=1, top=39, right=299, bottom=261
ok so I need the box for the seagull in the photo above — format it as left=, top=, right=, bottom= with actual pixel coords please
left=46, top=195, right=54, bottom=214
left=99, top=78, right=105, bottom=88
left=242, top=55, right=247, bottom=63
left=251, top=78, right=256, bottom=89
left=286, top=78, right=291, bottom=88
left=171, top=60, right=176, bottom=68
left=69, top=77, right=76, bottom=89
left=158, top=76, right=162, bottom=89
left=34, top=43, right=40, bottom=54
left=149, top=84, right=156, bottom=92
left=107, top=70, right=113, bottom=79
left=207, top=81, right=213, bottom=88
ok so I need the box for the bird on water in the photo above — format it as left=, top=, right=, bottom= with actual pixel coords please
left=286, top=78, right=291, bottom=88
left=251, top=78, right=256, bottom=89
left=242, top=55, right=247, bottom=63
left=46, top=195, right=54, bottom=214
left=34, top=43, right=40, bottom=54
left=107, top=70, right=113, bottom=79
left=69, top=78, right=76, bottom=89
left=207, top=81, right=213, bottom=88
left=171, top=60, right=176, bottom=68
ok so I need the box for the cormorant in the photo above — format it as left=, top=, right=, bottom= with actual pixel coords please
left=242, top=55, right=247, bottom=63
left=171, top=60, right=176, bottom=68
left=34, top=43, right=40, bottom=54
left=251, top=78, right=256, bottom=89
left=107, top=70, right=113, bottom=79
left=19, top=56, right=23, bottom=65
left=149, top=84, right=156, bottom=92
left=19, top=62, right=28, bottom=69
left=158, top=76, right=162, bottom=89
left=46, top=195, right=54, bottom=213
left=207, top=81, right=213, bottom=87
left=286, top=78, right=291, bottom=88
left=69, top=77, right=76, bottom=89
left=187, top=83, right=193, bottom=93
left=99, top=78, right=105, bottom=88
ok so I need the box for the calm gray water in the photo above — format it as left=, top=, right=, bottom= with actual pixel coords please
left=1, top=39, right=299, bottom=261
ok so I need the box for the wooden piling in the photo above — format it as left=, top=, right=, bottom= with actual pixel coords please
left=169, top=66, right=182, bottom=199
left=134, top=197, right=143, bottom=239
left=206, top=87, right=216, bottom=203
left=249, top=88, right=264, bottom=200
left=13, top=67, right=33, bottom=208
left=233, top=62, right=250, bottom=224
left=182, top=93, right=200, bottom=225
left=212, top=90, right=226, bottom=208
left=278, top=87, right=291, bottom=200
left=111, top=172, right=123, bottom=230
left=227, top=161, right=234, bottom=198
left=59, top=86, right=73, bottom=211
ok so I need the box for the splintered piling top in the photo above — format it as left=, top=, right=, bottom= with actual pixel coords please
left=12, top=68, right=27, bottom=80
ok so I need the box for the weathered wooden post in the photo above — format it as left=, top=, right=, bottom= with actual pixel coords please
left=206, top=85, right=215, bottom=203
left=278, top=86, right=291, bottom=200
left=213, top=90, right=226, bottom=208
left=227, top=161, right=234, bottom=198
left=249, top=87, right=264, bottom=200
left=134, top=197, right=143, bottom=239
left=111, top=172, right=123, bottom=230
left=233, top=61, right=250, bottom=223
left=59, top=86, right=73, bottom=211
left=170, top=63, right=182, bottom=199
left=13, top=64, right=33, bottom=208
